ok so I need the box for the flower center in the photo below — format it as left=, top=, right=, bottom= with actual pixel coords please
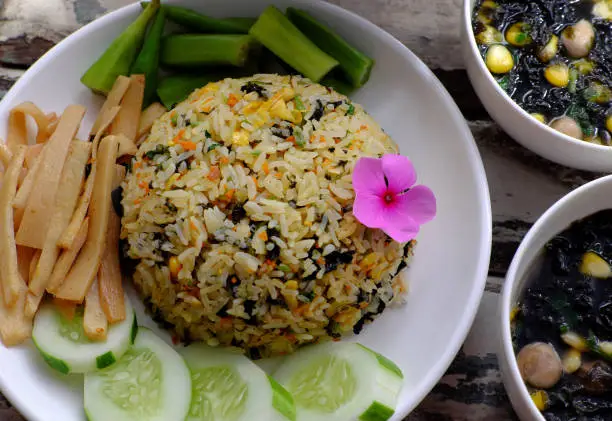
left=384, top=193, right=394, bottom=204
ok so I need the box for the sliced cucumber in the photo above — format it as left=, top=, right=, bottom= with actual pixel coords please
left=32, top=296, right=136, bottom=374
left=273, top=342, right=403, bottom=421
left=181, top=344, right=296, bottom=421
left=84, top=328, right=191, bottom=421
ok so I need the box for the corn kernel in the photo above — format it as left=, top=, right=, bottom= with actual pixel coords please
left=606, top=114, right=612, bottom=133
left=579, top=251, right=611, bottom=278
left=600, top=341, right=612, bottom=355
left=531, top=113, right=546, bottom=124
left=537, top=35, right=558, bottom=63
left=544, top=63, right=569, bottom=88
left=285, top=281, right=298, bottom=290
left=530, top=390, right=548, bottom=411
left=485, top=44, right=514, bottom=74
left=169, top=256, right=181, bottom=279
left=510, top=306, right=520, bottom=322
left=284, top=293, right=298, bottom=310
left=561, top=331, right=589, bottom=352
left=232, top=130, right=250, bottom=146
left=562, top=348, right=582, bottom=373
left=506, top=22, right=532, bottom=47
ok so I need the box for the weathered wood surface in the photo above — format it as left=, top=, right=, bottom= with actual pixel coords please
left=0, top=0, right=596, bottom=419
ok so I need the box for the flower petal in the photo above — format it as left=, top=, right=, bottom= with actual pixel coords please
left=382, top=218, right=420, bottom=243
left=353, top=193, right=389, bottom=229
left=394, top=185, right=437, bottom=224
left=352, top=157, right=387, bottom=197
left=382, top=154, right=416, bottom=194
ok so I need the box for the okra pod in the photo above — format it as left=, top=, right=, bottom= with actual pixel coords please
left=160, top=34, right=253, bottom=68
left=287, top=7, right=374, bottom=88
left=131, top=7, right=166, bottom=107
left=248, top=6, right=338, bottom=82
left=81, top=0, right=159, bottom=94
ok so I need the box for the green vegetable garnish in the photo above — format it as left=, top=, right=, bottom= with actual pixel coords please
left=157, top=74, right=224, bottom=110
left=294, top=95, right=306, bottom=111
left=346, top=103, right=355, bottom=115
left=81, top=0, right=160, bottom=94
left=141, top=2, right=254, bottom=34
left=160, top=34, right=254, bottom=68
left=287, top=7, right=374, bottom=88
left=131, top=7, right=166, bottom=107
left=248, top=6, right=339, bottom=82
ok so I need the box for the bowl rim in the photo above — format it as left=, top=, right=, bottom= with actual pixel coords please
left=0, top=1, right=493, bottom=420
left=461, top=0, right=612, bottom=152
left=500, top=174, right=612, bottom=420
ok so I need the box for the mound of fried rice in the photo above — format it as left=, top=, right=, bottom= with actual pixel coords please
left=121, top=74, right=414, bottom=358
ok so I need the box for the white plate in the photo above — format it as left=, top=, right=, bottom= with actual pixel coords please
left=0, top=1, right=492, bottom=420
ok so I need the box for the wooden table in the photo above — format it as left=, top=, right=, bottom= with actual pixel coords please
left=0, top=0, right=601, bottom=420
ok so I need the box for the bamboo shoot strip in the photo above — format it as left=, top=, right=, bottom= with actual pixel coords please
left=112, top=74, right=145, bottom=142
left=16, top=105, right=86, bottom=249
left=84, top=277, right=108, bottom=341
left=24, top=144, right=44, bottom=169
left=6, top=102, right=54, bottom=148
left=58, top=106, right=120, bottom=249
left=28, top=250, right=41, bottom=283
left=47, top=218, right=89, bottom=294
left=0, top=145, right=27, bottom=307
left=99, top=165, right=126, bottom=323
left=26, top=141, right=92, bottom=318
left=137, top=102, right=166, bottom=139
left=0, top=142, right=12, bottom=167
left=16, top=246, right=35, bottom=285
left=0, top=284, right=31, bottom=346
left=54, top=135, right=119, bottom=302
left=13, top=153, right=42, bottom=209
left=90, top=75, right=131, bottom=136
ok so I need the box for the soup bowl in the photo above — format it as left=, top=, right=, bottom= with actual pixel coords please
left=500, top=174, right=612, bottom=420
left=462, top=0, right=612, bottom=173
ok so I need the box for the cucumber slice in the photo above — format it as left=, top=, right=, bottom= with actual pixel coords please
left=32, top=296, right=136, bottom=374
left=273, top=342, right=403, bottom=421
left=84, top=328, right=191, bottom=421
left=181, top=344, right=296, bottom=421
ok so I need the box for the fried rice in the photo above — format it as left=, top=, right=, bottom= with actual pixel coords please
left=121, top=74, right=414, bottom=358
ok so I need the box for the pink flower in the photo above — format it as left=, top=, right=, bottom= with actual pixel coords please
left=352, top=154, right=436, bottom=242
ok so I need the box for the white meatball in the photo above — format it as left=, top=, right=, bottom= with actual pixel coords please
left=561, top=19, right=595, bottom=58
left=550, top=116, right=583, bottom=140
left=517, top=342, right=563, bottom=389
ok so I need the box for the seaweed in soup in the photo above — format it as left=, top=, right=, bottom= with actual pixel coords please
left=472, top=0, right=612, bottom=143
left=513, top=209, right=612, bottom=419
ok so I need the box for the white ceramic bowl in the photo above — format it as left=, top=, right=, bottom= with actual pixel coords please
left=461, top=0, right=612, bottom=173
left=500, top=174, right=612, bottom=420
left=0, top=1, right=492, bottom=420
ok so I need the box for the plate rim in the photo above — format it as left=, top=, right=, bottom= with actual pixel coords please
left=0, top=1, right=493, bottom=419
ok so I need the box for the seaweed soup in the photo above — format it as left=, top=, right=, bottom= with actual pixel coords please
left=513, top=209, right=612, bottom=420
left=472, top=0, right=612, bottom=143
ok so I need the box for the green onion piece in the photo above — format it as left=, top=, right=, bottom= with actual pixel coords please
left=278, top=264, right=291, bottom=272
left=248, top=6, right=339, bottom=82
left=161, top=34, right=253, bottom=68
left=346, top=103, right=355, bottom=115
left=293, top=95, right=306, bottom=110
left=157, top=74, right=224, bottom=109
left=81, top=0, right=160, bottom=94
left=131, top=7, right=166, bottom=107
left=287, top=7, right=374, bottom=88
left=140, top=2, right=253, bottom=33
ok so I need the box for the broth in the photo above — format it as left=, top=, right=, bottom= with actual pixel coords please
left=472, top=0, right=612, bottom=144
